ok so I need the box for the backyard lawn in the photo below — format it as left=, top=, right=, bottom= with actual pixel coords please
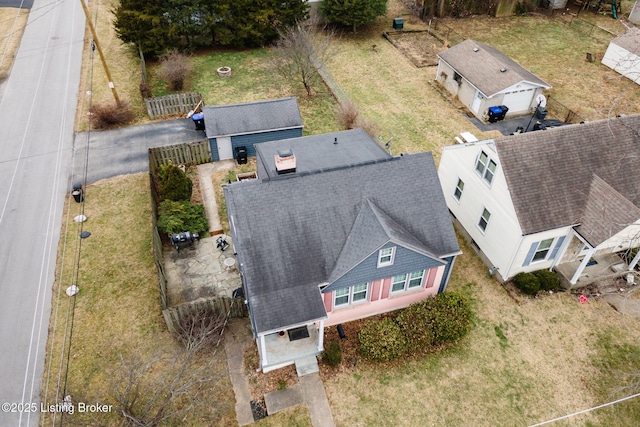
left=42, top=0, right=640, bottom=425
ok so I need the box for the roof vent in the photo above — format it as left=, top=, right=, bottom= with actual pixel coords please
left=473, top=47, right=479, bottom=52
left=500, top=67, right=507, bottom=72
left=275, top=149, right=296, bottom=174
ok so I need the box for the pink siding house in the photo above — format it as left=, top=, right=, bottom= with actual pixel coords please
left=224, top=128, right=460, bottom=375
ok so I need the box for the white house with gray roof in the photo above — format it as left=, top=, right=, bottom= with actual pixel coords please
left=436, top=39, right=551, bottom=121
left=602, top=27, right=640, bottom=86
left=224, top=129, right=460, bottom=374
left=438, top=115, right=640, bottom=288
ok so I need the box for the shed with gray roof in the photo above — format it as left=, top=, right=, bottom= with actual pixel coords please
left=436, top=39, right=551, bottom=120
left=202, top=97, right=303, bottom=161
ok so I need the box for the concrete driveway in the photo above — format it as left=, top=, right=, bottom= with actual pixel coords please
left=73, top=118, right=207, bottom=185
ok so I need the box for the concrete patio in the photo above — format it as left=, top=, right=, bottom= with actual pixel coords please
left=555, top=252, right=629, bottom=289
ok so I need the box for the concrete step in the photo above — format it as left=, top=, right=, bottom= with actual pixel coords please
left=295, top=355, right=319, bottom=377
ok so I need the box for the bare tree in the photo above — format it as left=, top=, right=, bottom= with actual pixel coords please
left=174, top=306, right=227, bottom=355
left=270, top=21, right=336, bottom=97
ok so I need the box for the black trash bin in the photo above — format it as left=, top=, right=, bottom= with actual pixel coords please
left=393, top=18, right=404, bottom=30
left=235, top=146, right=248, bottom=164
left=191, top=112, right=205, bottom=131
left=71, top=184, right=84, bottom=203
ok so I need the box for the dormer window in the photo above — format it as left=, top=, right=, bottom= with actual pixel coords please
left=378, top=247, right=396, bottom=267
left=475, top=150, right=497, bottom=184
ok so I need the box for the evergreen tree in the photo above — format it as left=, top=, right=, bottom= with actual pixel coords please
left=321, top=0, right=388, bottom=33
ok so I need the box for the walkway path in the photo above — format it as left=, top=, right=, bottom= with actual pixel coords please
left=224, top=319, right=336, bottom=426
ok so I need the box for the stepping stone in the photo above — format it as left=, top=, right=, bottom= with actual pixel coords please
left=264, top=384, right=303, bottom=415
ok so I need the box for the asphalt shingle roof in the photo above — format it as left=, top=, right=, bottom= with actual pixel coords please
left=202, top=97, right=303, bottom=138
left=224, top=151, right=459, bottom=333
left=494, top=114, right=640, bottom=245
left=437, top=39, right=551, bottom=97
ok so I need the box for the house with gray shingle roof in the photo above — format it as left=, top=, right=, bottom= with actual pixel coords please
left=202, top=97, right=303, bottom=161
left=436, top=39, right=551, bottom=121
left=602, top=27, right=640, bottom=85
left=224, top=129, right=460, bottom=374
left=437, top=115, right=640, bottom=288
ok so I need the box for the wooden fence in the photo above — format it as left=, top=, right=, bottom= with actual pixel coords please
left=148, top=140, right=211, bottom=171
left=144, top=93, right=204, bottom=119
left=162, top=297, right=249, bottom=334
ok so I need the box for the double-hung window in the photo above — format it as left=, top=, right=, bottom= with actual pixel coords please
left=532, top=238, right=554, bottom=262
left=478, top=208, right=491, bottom=232
left=378, top=247, right=395, bottom=267
left=334, top=284, right=369, bottom=308
left=475, top=151, right=497, bottom=184
left=454, top=178, right=464, bottom=201
left=391, top=270, right=425, bottom=293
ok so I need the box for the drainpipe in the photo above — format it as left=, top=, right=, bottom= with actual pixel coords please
left=570, top=246, right=596, bottom=285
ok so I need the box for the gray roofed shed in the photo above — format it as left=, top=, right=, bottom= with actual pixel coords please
left=224, top=151, right=460, bottom=334
left=202, top=97, right=303, bottom=138
left=437, top=39, right=551, bottom=97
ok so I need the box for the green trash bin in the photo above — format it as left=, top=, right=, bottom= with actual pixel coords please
left=393, top=18, right=404, bottom=30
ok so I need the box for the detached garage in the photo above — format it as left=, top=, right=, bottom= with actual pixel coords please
left=436, top=39, right=551, bottom=121
left=203, top=97, right=304, bottom=161
left=602, top=27, right=640, bottom=85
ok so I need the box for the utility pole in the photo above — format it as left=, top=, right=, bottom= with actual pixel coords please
left=78, top=0, right=120, bottom=105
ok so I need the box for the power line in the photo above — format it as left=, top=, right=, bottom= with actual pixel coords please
left=528, top=392, right=640, bottom=426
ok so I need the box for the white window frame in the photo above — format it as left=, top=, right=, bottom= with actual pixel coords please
left=377, top=247, right=396, bottom=267
left=390, top=270, right=425, bottom=294
left=532, top=238, right=554, bottom=263
left=334, top=283, right=369, bottom=308
left=475, top=150, right=497, bottom=185
left=478, top=208, right=491, bottom=233
left=454, top=178, right=464, bottom=201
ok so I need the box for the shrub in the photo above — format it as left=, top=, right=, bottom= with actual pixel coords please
left=156, top=200, right=209, bottom=236
left=158, top=50, right=192, bottom=91
left=359, top=317, right=407, bottom=362
left=337, top=100, right=359, bottom=130
left=90, top=100, right=134, bottom=129
left=426, top=292, right=472, bottom=345
left=395, top=301, right=435, bottom=349
left=534, top=269, right=561, bottom=291
left=139, top=82, right=152, bottom=99
left=157, top=163, right=192, bottom=202
left=513, top=272, right=540, bottom=295
left=322, top=341, right=342, bottom=367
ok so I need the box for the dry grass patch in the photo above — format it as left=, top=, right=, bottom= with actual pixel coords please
left=0, top=7, right=29, bottom=79
left=41, top=173, right=236, bottom=426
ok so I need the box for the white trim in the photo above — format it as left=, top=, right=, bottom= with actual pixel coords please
left=454, top=177, right=464, bottom=201
left=390, top=270, right=426, bottom=294
left=531, top=238, right=555, bottom=263
left=570, top=246, right=596, bottom=285
left=478, top=207, right=491, bottom=233
left=629, top=250, right=640, bottom=270
left=377, top=246, right=396, bottom=267
left=333, top=283, right=370, bottom=309
left=317, top=320, right=324, bottom=352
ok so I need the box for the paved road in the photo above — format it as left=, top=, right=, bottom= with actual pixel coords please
left=73, top=119, right=206, bottom=185
left=0, top=0, right=84, bottom=425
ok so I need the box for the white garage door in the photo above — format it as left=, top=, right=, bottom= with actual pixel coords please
left=503, top=88, right=534, bottom=114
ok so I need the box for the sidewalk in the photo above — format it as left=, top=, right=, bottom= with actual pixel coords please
left=224, top=318, right=336, bottom=426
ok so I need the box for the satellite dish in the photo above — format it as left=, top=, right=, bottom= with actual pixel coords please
left=536, top=94, right=547, bottom=108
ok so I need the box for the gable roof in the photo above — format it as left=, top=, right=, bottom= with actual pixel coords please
left=494, top=115, right=640, bottom=246
left=255, top=128, right=391, bottom=179
left=610, top=27, right=640, bottom=55
left=224, top=152, right=460, bottom=334
left=437, top=39, right=551, bottom=97
left=202, top=97, right=303, bottom=138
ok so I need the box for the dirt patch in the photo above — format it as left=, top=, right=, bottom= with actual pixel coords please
left=383, top=30, right=448, bottom=67
left=244, top=346, right=300, bottom=401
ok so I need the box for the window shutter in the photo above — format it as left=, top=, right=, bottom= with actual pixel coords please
left=549, top=236, right=566, bottom=260
left=523, top=242, right=538, bottom=266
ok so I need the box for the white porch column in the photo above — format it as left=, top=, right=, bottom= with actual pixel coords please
left=570, top=247, right=596, bottom=285
left=317, top=320, right=325, bottom=352
left=629, top=250, right=640, bottom=271
left=259, top=334, right=268, bottom=368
